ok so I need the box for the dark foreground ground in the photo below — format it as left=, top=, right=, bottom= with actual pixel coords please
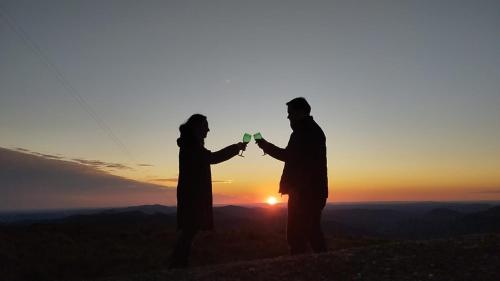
left=2, top=203, right=499, bottom=280
left=98, top=234, right=500, bottom=281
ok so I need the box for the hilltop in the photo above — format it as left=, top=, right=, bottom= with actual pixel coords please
left=99, top=234, right=500, bottom=281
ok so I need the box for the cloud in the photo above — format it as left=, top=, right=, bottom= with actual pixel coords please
left=29, top=151, right=64, bottom=160
left=138, top=163, right=154, bottom=167
left=152, top=178, right=179, bottom=182
left=212, top=180, right=233, bottom=184
left=152, top=178, right=233, bottom=184
left=0, top=147, right=176, bottom=211
left=10, top=147, right=132, bottom=171
left=105, top=163, right=130, bottom=169
left=36, top=153, right=63, bottom=159
left=71, top=158, right=133, bottom=170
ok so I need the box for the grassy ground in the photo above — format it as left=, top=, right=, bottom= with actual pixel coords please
left=0, top=220, right=386, bottom=281
left=99, top=234, right=500, bottom=281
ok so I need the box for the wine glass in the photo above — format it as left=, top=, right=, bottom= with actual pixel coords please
left=239, top=133, right=252, bottom=157
left=253, top=132, right=266, bottom=156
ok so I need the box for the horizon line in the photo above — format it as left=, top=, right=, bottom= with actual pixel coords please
left=2, top=199, right=500, bottom=213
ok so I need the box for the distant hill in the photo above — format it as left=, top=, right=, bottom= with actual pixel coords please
left=0, top=204, right=176, bottom=224
left=456, top=205, right=500, bottom=233
left=385, top=206, right=500, bottom=239
left=324, top=201, right=495, bottom=214
left=57, top=210, right=176, bottom=225
left=0, top=208, right=106, bottom=224
left=426, top=207, right=462, bottom=218
left=3, top=203, right=500, bottom=238
left=100, top=234, right=500, bottom=281
left=101, top=204, right=177, bottom=215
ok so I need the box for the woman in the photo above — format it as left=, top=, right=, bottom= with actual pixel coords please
left=170, top=114, right=246, bottom=268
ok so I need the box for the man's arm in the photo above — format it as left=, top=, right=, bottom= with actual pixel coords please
left=257, top=139, right=287, bottom=162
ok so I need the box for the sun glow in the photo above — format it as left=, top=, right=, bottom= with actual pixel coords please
left=266, top=196, right=278, bottom=205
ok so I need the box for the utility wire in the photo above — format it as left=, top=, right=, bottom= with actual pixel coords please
left=0, top=5, right=138, bottom=164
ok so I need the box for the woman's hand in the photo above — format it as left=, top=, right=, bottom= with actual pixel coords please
left=236, top=142, right=248, bottom=151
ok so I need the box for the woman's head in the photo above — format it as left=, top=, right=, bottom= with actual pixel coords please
left=179, top=114, right=210, bottom=140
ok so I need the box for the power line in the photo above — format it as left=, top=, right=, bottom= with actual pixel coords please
left=0, top=5, right=137, bottom=164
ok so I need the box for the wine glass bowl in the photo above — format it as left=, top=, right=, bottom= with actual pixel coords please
left=253, top=132, right=263, bottom=141
left=243, top=133, right=252, bottom=143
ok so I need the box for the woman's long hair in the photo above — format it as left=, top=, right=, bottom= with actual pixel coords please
left=177, top=114, right=207, bottom=146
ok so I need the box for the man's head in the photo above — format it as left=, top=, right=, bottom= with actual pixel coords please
left=286, top=97, right=311, bottom=124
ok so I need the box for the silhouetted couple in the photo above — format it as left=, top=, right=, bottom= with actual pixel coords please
left=170, top=97, right=328, bottom=269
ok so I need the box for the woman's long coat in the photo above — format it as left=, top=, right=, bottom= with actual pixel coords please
left=176, top=138, right=239, bottom=231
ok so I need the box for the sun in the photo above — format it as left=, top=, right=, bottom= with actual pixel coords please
left=266, top=196, right=278, bottom=205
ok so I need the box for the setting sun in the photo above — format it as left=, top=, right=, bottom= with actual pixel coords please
left=266, top=196, right=278, bottom=205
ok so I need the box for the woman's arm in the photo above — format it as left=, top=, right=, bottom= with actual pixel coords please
left=208, top=144, right=241, bottom=164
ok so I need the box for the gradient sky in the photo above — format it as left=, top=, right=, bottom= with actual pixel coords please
left=1, top=0, right=500, bottom=209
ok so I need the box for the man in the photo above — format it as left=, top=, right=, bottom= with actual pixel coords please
left=256, top=97, right=328, bottom=254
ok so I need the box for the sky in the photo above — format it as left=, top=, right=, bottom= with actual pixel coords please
left=1, top=0, right=500, bottom=210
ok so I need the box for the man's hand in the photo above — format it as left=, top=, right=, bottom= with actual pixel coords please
left=255, top=138, right=269, bottom=151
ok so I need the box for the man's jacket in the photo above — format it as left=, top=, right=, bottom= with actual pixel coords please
left=262, top=116, right=328, bottom=198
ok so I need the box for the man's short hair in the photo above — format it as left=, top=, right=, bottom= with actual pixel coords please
left=286, top=97, right=311, bottom=115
